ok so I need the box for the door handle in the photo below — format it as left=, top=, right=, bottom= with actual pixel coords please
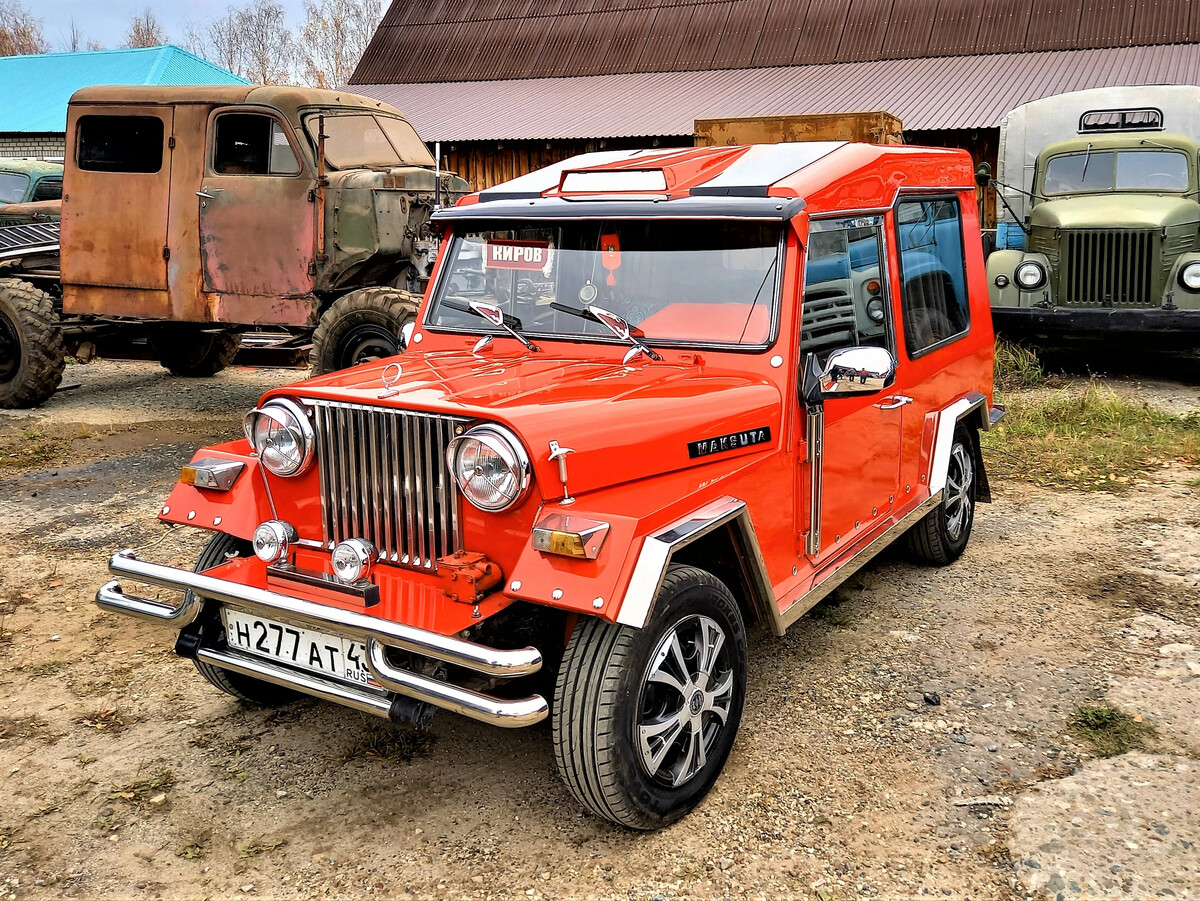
left=196, top=188, right=223, bottom=199
left=876, top=395, right=913, bottom=410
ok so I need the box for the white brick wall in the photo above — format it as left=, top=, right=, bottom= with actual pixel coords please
left=0, top=133, right=65, bottom=159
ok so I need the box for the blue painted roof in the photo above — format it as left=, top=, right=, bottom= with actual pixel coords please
left=0, top=45, right=249, bottom=134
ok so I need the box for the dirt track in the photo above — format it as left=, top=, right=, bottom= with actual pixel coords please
left=1, top=360, right=1198, bottom=900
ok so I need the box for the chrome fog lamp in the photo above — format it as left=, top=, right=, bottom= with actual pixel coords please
left=253, top=520, right=296, bottom=564
left=445, top=424, right=531, bottom=512
left=1179, top=261, right=1200, bottom=291
left=244, top=398, right=314, bottom=477
left=1014, top=261, right=1047, bottom=291
left=331, top=538, right=377, bottom=583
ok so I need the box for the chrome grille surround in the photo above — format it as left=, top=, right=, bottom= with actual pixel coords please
left=307, top=399, right=468, bottom=571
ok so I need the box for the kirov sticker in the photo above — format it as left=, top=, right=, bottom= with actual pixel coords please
left=484, top=240, right=551, bottom=271
left=688, top=427, right=772, bottom=459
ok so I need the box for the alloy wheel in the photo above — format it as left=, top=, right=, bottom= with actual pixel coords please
left=945, top=442, right=974, bottom=540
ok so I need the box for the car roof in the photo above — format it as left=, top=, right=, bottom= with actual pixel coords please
left=0, top=158, right=63, bottom=179
left=69, top=85, right=407, bottom=122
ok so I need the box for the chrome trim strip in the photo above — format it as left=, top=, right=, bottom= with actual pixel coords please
left=988, top=403, right=1006, bottom=429
left=99, top=550, right=543, bottom=678
left=929, top=395, right=986, bottom=495
left=366, top=640, right=547, bottom=728
left=806, top=407, right=823, bottom=556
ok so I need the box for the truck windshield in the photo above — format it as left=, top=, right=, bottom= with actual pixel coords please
left=1044, top=149, right=1190, bottom=194
left=426, top=220, right=783, bottom=348
left=0, top=171, right=29, bottom=203
left=304, top=114, right=435, bottom=169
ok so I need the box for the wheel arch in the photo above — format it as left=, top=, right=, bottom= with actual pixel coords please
left=929, top=393, right=993, bottom=504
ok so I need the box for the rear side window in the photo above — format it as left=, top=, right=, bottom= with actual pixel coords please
left=896, top=198, right=970, bottom=357
left=0, top=171, right=28, bottom=203
left=77, top=115, right=164, bottom=173
left=31, top=178, right=61, bottom=201
left=213, top=114, right=300, bottom=175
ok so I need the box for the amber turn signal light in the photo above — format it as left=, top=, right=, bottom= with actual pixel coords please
left=180, top=457, right=245, bottom=491
left=530, top=514, right=611, bottom=560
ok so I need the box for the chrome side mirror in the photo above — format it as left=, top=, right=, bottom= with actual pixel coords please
left=819, top=346, right=896, bottom=398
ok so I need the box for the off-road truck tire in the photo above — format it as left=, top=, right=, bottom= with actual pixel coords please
left=0, top=277, right=65, bottom=409
left=149, top=327, right=241, bottom=377
left=552, top=565, right=747, bottom=830
left=190, top=533, right=299, bottom=706
left=907, top=424, right=977, bottom=565
left=309, top=287, right=420, bottom=375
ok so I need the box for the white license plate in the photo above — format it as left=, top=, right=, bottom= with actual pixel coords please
left=221, top=608, right=377, bottom=688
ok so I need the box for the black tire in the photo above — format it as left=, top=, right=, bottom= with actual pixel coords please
left=907, top=424, right=977, bottom=565
left=552, top=565, right=747, bottom=830
left=309, top=288, right=420, bottom=376
left=149, top=327, right=240, bottom=377
left=190, top=533, right=298, bottom=706
left=0, top=277, right=65, bottom=409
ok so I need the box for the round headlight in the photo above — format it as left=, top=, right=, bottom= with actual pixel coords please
left=1179, top=261, right=1200, bottom=291
left=331, top=538, right=377, bottom=584
left=865, top=295, right=886, bottom=323
left=253, top=520, right=295, bottom=564
left=244, top=398, right=314, bottom=477
left=1014, top=261, right=1047, bottom=291
left=445, top=424, right=531, bottom=512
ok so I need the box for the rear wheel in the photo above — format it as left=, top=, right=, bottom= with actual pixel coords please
left=309, top=288, right=420, bottom=376
left=552, top=565, right=747, bottom=829
left=149, top=327, right=240, bottom=377
left=0, top=278, right=65, bottom=409
left=190, top=533, right=298, bottom=706
left=907, top=425, right=977, bottom=565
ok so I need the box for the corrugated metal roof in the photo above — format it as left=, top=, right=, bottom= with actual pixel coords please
left=0, top=45, right=248, bottom=134
left=354, top=0, right=1200, bottom=83
left=352, top=44, right=1200, bottom=140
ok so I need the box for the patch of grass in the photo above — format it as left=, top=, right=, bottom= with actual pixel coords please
left=981, top=382, right=1200, bottom=491
left=0, top=714, right=59, bottom=744
left=23, top=659, right=63, bottom=677
left=994, top=339, right=1046, bottom=391
left=106, top=769, right=175, bottom=807
left=1069, top=705, right=1156, bottom=758
left=239, top=838, right=286, bottom=859
left=0, top=430, right=66, bottom=470
left=341, top=725, right=435, bottom=762
left=177, top=840, right=207, bottom=860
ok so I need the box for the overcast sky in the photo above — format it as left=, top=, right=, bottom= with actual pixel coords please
left=41, top=0, right=309, bottom=53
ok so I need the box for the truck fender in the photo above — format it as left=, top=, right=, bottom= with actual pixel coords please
left=987, top=249, right=1051, bottom=308
left=1165, top=252, right=1200, bottom=308
left=928, top=393, right=993, bottom=504
left=157, top=442, right=274, bottom=540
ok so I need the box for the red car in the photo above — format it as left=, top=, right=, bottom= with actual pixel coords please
left=98, top=142, right=1003, bottom=829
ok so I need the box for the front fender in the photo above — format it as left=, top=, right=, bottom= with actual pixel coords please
left=158, top=440, right=274, bottom=540
left=987, top=250, right=1052, bottom=308
left=1166, top=252, right=1200, bottom=309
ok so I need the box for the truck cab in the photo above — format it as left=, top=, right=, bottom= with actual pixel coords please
left=96, top=142, right=1001, bottom=830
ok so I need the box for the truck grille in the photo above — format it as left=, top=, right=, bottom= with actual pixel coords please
left=1061, top=230, right=1156, bottom=307
left=308, top=400, right=467, bottom=571
left=801, top=290, right=856, bottom=351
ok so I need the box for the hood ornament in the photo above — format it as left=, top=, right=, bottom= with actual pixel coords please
left=549, top=440, right=576, bottom=506
left=378, top=362, right=403, bottom=398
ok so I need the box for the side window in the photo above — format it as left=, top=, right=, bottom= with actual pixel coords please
left=895, top=198, right=970, bottom=357
left=31, top=178, right=61, bottom=202
left=213, top=114, right=300, bottom=175
left=800, top=217, right=893, bottom=364
left=77, top=115, right=164, bottom=173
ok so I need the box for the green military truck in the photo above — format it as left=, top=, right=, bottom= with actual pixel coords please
left=986, top=85, right=1200, bottom=344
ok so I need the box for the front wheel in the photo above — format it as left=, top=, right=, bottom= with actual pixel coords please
left=907, top=424, right=977, bottom=565
left=308, top=288, right=420, bottom=376
left=0, top=278, right=65, bottom=409
left=149, top=327, right=240, bottom=377
left=552, top=565, right=747, bottom=829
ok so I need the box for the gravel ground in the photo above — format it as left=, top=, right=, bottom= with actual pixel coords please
left=0, top=359, right=1198, bottom=900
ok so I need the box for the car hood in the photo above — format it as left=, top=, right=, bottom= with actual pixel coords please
left=272, top=351, right=783, bottom=498
left=1032, top=195, right=1200, bottom=230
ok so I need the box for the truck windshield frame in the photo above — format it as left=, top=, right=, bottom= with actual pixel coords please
left=424, top=218, right=785, bottom=351
left=1043, top=148, right=1191, bottom=195
left=302, top=112, right=435, bottom=170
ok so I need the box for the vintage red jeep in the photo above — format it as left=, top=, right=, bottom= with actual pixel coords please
left=98, top=142, right=1003, bottom=829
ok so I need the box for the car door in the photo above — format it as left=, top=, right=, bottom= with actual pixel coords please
left=198, top=109, right=314, bottom=298
left=798, top=216, right=904, bottom=561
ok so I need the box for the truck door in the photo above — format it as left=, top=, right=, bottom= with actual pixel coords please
left=61, top=107, right=173, bottom=317
left=198, top=109, right=314, bottom=299
left=798, top=216, right=903, bottom=559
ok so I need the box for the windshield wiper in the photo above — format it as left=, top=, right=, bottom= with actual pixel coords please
left=443, top=296, right=540, bottom=353
left=550, top=302, right=661, bottom=363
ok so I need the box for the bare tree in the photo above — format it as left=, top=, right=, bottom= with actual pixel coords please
left=299, top=0, right=383, bottom=88
left=187, top=1, right=293, bottom=84
left=125, top=8, right=166, bottom=48
left=0, top=0, right=48, bottom=56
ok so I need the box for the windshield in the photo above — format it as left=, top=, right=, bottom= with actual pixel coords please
left=0, top=171, right=29, bottom=203
left=304, top=113, right=435, bottom=169
left=1043, top=149, right=1191, bottom=195
left=426, top=220, right=783, bottom=348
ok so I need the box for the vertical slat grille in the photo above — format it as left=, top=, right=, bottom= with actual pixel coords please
left=1061, top=229, right=1156, bottom=307
left=308, top=400, right=465, bottom=571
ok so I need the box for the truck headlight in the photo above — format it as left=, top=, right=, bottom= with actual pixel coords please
left=1179, top=261, right=1200, bottom=291
left=1014, top=261, right=1047, bottom=291
left=446, top=424, right=531, bottom=512
left=244, top=398, right=314, bottom=477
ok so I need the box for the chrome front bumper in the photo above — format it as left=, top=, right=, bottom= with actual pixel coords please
left=97, top=550, right=548, bottom=728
